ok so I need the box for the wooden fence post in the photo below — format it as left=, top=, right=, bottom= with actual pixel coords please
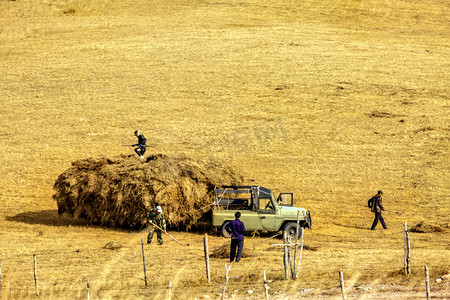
left=141, top=237, right=148, bottom=286
left=283, top=231, right=291, bottom=280
left=404, top=222, right=411, bottom=275
left=0, top=258, right=2, bottom=295
left=404, top=222, right=407, bottom=275
left=87, top=281, right=90, bottom=300
left=425, top=266, right=430, bottom=300
left=204, top=234, right=211, bottom=283
left=221, top=264, right=232, bottom=300
left=339, top=271, right=347, bottom=300
left=292, top=211, right=300, bottom=276
left=10, top=282, right=12, bottom=299
left=294, top=227, right=304, bottom=280
left=407, top=229, right=411, bottom=274
left=168, top=280, right=172, bottom=300
left=263, top=270, right=269, bottom=300
left=33, top=254, right=39, bottom=296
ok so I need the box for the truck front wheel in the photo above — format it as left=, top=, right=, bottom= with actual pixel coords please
left=283, top=222, right=302, bottom=240
left=221, top=222, right=232, bottom=238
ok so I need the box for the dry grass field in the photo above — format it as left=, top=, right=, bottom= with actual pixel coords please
left=1, top=0, right=449, bottom=298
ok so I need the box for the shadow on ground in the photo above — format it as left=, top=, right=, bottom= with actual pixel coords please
left=5, top=210, right=194, bottom=233
left=6, top=210, right=89, bottom=227
left=333, top=222, right=369, bottom=230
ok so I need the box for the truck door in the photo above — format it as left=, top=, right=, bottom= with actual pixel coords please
left=257, top=197, right=276, bottom=230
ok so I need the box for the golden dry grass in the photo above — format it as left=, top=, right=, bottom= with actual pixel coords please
left=0, top=0, right=449, bottom=298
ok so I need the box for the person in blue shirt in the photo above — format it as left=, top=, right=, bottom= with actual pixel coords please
left=225, top=211, right=246, bottom=262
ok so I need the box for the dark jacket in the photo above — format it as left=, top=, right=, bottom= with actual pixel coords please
left=137, top=134, right=147, bottom=146
left=368, top=195, right=384, bottom=213
left=225, top=219, right=246, bottom=241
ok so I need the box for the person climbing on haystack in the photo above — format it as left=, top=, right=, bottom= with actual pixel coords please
left=368, top=190, right=388, bottom=230
left=147, top=206, right=166, bottom=245
left=225, top=211, right=246, bottom=263
left=133, top=130, right=147, bottom=159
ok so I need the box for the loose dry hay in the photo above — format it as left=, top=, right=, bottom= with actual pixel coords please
left=210, top=243, right=251, bottom=259
left=103, top=241, right=123, bottom=250
left=409, top=221, right=449, bottom=233
left=365, top=110, right=404, bottom=118
left=53, top=153, right=243, bottom=229
left=265, top=244, right=319, bottom=252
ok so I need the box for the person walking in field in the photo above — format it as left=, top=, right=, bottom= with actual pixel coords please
left=133, top=130, right=147, bottom=159
left=225, top=211, right=246, bottom=262
left=368, top=190, right=387, bottom=230
left=147, top=206, right=166, bottom=245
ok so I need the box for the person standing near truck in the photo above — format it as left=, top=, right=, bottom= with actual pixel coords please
left=225, top=211, right=246, bottom=262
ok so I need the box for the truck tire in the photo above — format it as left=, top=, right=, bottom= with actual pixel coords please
left=221, top=221, right=232, bottom=238
left=306, top=210, right=312, bottom=229
left=283, top=222, right=302, bottom=240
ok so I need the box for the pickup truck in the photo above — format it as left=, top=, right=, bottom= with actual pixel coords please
left=212, top=185, right=311, bottom=239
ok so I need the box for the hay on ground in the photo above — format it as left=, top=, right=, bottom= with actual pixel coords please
left=53, top=153, right=243, bottom=230
left=265, top=244, right=319, bottom=252
left=409, top=221, right=448, bottom=233
left=210, top=243, right=251, bottom=259
left=103, top=241, right=122, bottom=250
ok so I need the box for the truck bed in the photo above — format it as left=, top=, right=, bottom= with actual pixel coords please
left=213, top=198, right=251, bottom=210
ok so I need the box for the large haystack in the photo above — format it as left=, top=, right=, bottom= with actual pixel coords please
left=53, top=153, right=243, bottom=229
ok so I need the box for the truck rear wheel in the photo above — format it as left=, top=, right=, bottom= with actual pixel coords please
left=221, top=221, right=232, bottom=238
left=283, top=222, right=302, bottom=240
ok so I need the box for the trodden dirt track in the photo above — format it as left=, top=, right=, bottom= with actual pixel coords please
left=0, top=0, right=449, bottom=298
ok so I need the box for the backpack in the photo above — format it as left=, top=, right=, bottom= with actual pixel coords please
left=369, top=196, right=378, bottom=212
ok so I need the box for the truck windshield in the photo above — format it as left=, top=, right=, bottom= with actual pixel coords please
left=271, top=192, right=277, bottom=206
left=259, top=197, right=275, bottom=210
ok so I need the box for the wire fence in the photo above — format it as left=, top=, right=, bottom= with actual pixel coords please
left=0, top=229, right=448, bottom=299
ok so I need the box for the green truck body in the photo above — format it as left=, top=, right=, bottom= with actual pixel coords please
left=212, top=185, right=311, bottom=238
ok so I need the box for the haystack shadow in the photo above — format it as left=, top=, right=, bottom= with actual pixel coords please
left=6, top=210, right=134, bottom=232
left=5, top=210, right=208, bottom=233
left=6, top=209, right=86, bottom=227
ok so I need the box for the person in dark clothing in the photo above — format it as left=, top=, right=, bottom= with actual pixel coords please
left=368, top=190, right=387, bottom=230
left=225, top=211, right=246, bottom=262
left=133, top=130, right=147, bottom=159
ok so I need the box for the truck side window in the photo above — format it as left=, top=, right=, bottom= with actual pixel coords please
left=259, top=198, right=274, bottom=211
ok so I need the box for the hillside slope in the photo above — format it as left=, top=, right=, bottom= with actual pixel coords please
left=0, top=0, right=448, bottom=298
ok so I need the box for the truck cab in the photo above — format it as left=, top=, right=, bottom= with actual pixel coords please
left=212, top=185, right=311, bottom=239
